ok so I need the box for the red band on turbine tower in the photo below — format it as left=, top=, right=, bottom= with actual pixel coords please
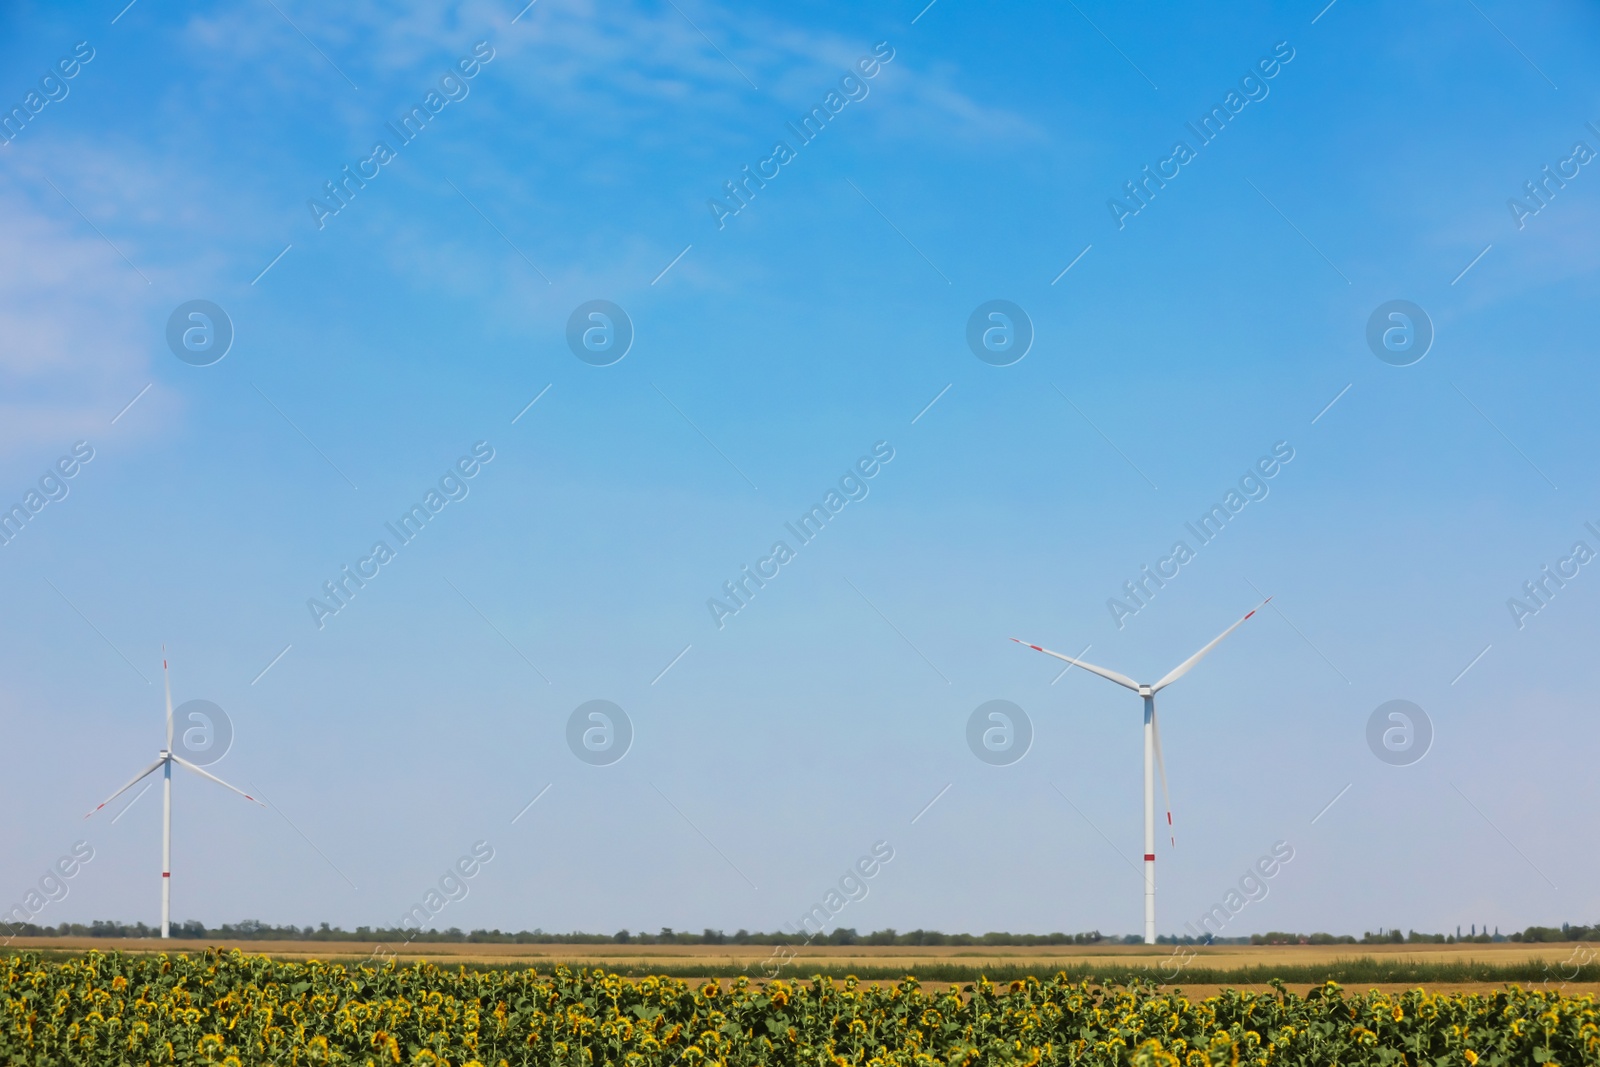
left=1143, top=853, right=1155, bottom=861
left=162, top=872, right=170, bottom=877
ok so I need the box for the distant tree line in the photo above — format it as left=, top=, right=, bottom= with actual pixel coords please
left=1234, top=925, right=1600, bottom=946
left=2, top=922, right=1127, bottom=946
left=1510, top=924, right=1600, bottom=943
left=5, top=920, right=1596, bottom=944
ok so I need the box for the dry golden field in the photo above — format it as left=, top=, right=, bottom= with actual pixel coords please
left=8, top=936, right=1597, bottom=997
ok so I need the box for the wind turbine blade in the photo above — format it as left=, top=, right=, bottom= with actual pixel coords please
left=1150, top=597, right=1271, bottom=693
left=1152, top=707, right=1173, bottom=847
left=86, top=757, right=165, bottom=818
left=171, top=755, right=266, bottom=806
left=162, top=647, right=174, bottom=751
left=1010, top=639, right=1141, bottom=691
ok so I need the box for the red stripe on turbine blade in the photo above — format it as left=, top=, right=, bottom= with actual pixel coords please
left=1144, top=853, right=1155, bottom=861
left=1244, top=610, right=1256, bottom=620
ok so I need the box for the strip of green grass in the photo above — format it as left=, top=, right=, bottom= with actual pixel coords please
left=372, top=957, right=1600, bottom=986
left=553, top=959, right=1600, bottom=985
left=12, top=950, right=1595, bottom=987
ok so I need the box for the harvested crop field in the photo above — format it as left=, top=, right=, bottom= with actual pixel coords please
left=7, top=938, right=1597, bottom=994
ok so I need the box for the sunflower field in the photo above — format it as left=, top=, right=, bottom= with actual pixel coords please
left=2, top=949, right=1597, bottom=1066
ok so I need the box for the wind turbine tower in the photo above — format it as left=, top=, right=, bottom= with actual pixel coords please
left=1013, top=599, right=1268, bottom=944
left=86, top=651, right=263, bottom=937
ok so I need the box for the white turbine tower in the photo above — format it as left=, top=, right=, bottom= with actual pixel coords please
left=85, top=650, right=263, bottom=938
left=1012, top=598, right=1269, bottom=945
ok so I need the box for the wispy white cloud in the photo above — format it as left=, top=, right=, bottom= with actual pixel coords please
left=0, top=0, right=1036, bottom=457
left=173, top=0, right=1035, bottom=150
left=0, top=171, right=178, bottom=457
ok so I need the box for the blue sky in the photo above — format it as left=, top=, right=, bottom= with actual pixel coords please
left=2, top=0, right=1598, bottom=941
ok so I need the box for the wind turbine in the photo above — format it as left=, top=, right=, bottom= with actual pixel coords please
left=1012, top=598, right=1269, bottom=945
left=85, top=650, right=263, bottom=938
